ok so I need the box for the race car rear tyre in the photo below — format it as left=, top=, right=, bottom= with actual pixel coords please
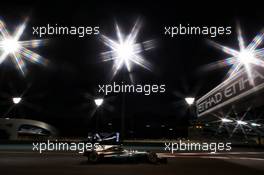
left=88, top=151, right=100, bottom=163
left=147, top=152, right=158, bottom=164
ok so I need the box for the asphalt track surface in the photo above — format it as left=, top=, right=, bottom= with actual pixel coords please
left=1, top=151, right=264, bottom=175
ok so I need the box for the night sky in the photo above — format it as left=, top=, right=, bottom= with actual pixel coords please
left=0, top=1, right=263, bottom=137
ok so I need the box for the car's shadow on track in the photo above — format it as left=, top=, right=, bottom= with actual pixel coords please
left=79, top=159, right=168, bottom=165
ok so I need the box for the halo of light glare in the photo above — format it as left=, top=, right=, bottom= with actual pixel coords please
left=117, top=43, right=134, bottom=60
left=2, top=38, right=20, bottom=53
left=208, top=26, right=264, bottom=85
left=0, top=19, right=48, bottom=75
left=212, top=108, right=262, bottom=139
left=101, top=19, right=155, bottom=82
left=238, top=50, right=254, bottom=65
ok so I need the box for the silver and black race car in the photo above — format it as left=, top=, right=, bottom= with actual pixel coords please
left=83, top=145, right=167, bottom=164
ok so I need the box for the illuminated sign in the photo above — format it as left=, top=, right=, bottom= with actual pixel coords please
left=196, top=66, right=264, bottom=117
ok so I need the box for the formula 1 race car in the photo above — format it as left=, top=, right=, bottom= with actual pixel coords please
left=83, top=145, right=167, bottom=164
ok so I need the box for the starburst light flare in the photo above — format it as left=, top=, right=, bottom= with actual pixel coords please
left=207, top=25, right=264, bottom=85
left=100, top=19, right=155, bottom=82
left=0, top=18, right=48, bottom=75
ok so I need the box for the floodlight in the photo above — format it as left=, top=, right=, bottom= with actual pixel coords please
left=251, top=123, right=261, bottom=127
left=185, top=97, right=195, bottom=105
left=236, top=120, right=247, bottom=125
left=94, top=98, right=104, bottom=107
left=12, top=97, right=22, bottom=104
left=221, top=118, right=233, bottom=123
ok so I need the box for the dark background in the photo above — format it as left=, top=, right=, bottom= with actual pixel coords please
left=0, top=1, right=263, bottom=137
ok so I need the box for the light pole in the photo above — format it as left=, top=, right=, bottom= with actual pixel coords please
left=100, top=20, right=156, bottom=141
left=9, top=97, right=22, bottom=118
left=184, top=97, right=196, bottom=137
left=185, top=97, right=196, bottom=118
left=94, top=98, right=104, bottom=132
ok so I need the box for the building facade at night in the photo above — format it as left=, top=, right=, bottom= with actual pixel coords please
left=0, top=118, right=58, bottom=140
